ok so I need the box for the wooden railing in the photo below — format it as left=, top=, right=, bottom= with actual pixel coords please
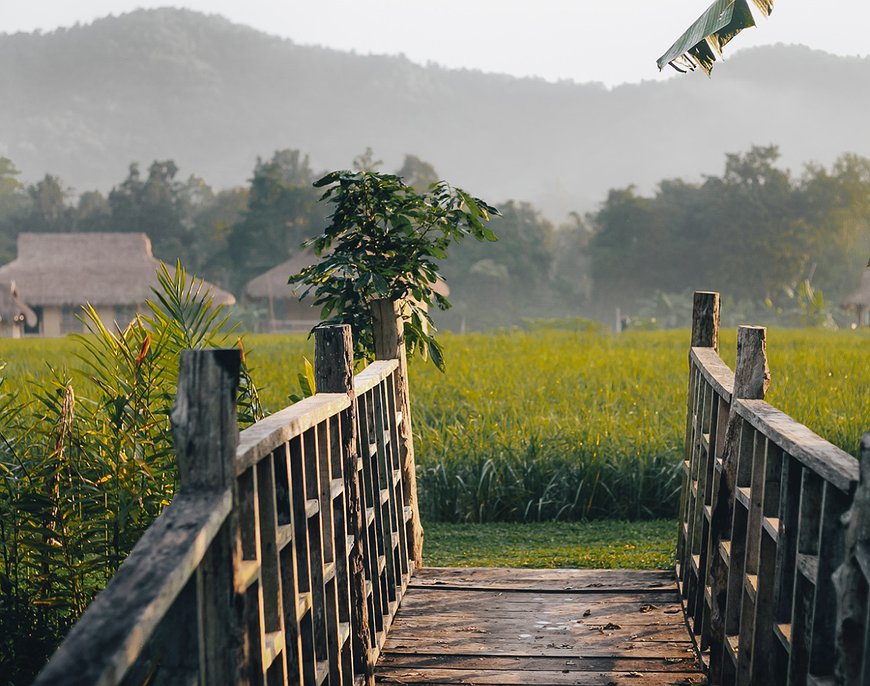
left=34, top=300, right=422, bottom=686
left=678, top=290, right=870, bottom=686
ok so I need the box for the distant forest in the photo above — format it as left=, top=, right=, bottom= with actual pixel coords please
left=1, top=144, right=867, bottom=330
left=2, top=9, right=870, bottom=219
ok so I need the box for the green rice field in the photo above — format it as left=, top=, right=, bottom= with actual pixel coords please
left=2, top=324, right=867, bottom=529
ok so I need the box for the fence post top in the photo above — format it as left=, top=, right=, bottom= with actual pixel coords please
left=315, top=324, right=355, bottom=396
left=371, top=298, right=404, bottom=361
left=178, top=347, right=242, bottom=378
left=691, top=291, right=720, bottom=351
left=314, top=322, right=352, bottom=333
left=733, top=325, right=769, bottom=400
left=172, top=348, right=241, bottom=492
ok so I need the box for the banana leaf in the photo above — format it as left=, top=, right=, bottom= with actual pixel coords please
left=657, top=0, right=774, bottom=75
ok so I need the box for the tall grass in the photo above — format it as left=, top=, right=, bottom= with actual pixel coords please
left=2, top=325, right=867, bottom=527
left=408, top=327, right=868, bottom=522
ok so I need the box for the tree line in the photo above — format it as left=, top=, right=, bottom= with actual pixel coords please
left=1, top=145, right=867, bottom=330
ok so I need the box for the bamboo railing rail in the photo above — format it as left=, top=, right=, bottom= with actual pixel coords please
left=33, top=309, right=417, bottom=686
left=678, top=291, right=867, bottom=686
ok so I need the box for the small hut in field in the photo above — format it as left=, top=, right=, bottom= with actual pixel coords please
left=243, top=248, right=451, bottom=333
left=0, top=281, right=37, bottom=338
left=243, top=250, right=323, bottom=332
left=844, top=266, right=870, bottom=327
left=0, top=233, right=235, bottom=336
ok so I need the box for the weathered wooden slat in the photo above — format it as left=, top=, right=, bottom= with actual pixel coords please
left=375, top=667, right=705, bottom=684
left=382, top=640, right=698, bottom=659
left=410, top=568, right=676, bottom=591
left=386, top=624, right=691, bottom=643
left=33, top=490, right=230, bottom=686
left=809, top=483, right=851, bottom=678
left=371, top=298, right=423, bottom=568
left=690, top=347, right=734, bottom=404
left=391, top=609, right=688, bottom=627
left=397, top=589, right=681, bottom=610
left=236, top=393, right=350, bottom=474
left=255, top=454, right=289, bottom=680
left=735, top=399, right=859, bottom=494
left=376, top=565, right=703, bottom=683
left=353, top=359, right=400, bottom=395
left=378, top=653, right=699, bottom=672
left=833, top=433, right=870, bottom=685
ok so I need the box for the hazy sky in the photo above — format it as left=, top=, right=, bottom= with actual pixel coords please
left=2, top=1, right=869, bottom=86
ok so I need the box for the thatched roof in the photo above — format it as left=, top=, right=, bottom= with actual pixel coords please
left=243, top=248, right=450, bottom=301
left=0, top=281, right=37, bottom=327
left=244, top=249, right=320, bottom=301
left=0, top=233, right=235, bottom=307
left=844, top=267, right=870, bottom=309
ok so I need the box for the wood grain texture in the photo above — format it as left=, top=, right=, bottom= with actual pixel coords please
left=371, top=298, right=423, bottom=569
left=354, top=359, right=400, bottom=395
left=691, top=291, right=720, bottom=352
left=690, top=348, right=734, bottom=405
left=33, top=491, right=231, bottom=686
left=833, top=433, right=870, bottom=685
left=316, top=324, right=375, bottom=685
left=374, top=568, right=704, bottom=685
left=735, top=400, right=858, bottom=494
left=236, top=394, right=350, bottom=475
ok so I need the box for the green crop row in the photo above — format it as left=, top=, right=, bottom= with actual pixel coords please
left=2, top=326, right=867, bottom=525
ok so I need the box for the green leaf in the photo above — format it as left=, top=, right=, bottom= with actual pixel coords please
left=657, top=0, right=764, bottom=75
left=290, top=168, right=497, bottom=369
left=428, top=339, right=445, bottom=372
left=300, top=357, right=316, bottom=397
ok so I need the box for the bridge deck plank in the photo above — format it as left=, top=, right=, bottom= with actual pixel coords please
left=375, top=568, right=706, bottom=684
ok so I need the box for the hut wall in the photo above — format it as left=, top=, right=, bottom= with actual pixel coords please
left=42, top=307, right=61, bottom=337
left=0, top=321, right=22, bottom=338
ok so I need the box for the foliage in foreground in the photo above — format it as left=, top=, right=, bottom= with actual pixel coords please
left=0, top=265, right=261, bottom=684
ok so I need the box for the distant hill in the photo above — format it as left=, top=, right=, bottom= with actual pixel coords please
left=2, top=9, right=869, bottom=218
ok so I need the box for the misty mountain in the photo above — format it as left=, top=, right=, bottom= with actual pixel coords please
left=1, top=8, right=869, bottom=218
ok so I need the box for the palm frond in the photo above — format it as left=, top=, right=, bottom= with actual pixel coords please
left=657, top=0, right=774, bottom=75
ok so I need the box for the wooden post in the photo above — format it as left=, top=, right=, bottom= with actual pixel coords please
left=691, top=291, right=720, bottom=352
left=833, top=432, right=870, bottom=684
left=171, top=349, right=247, bottom=685
left=371, top=299, right=424, bottom=569
left=731, top=327, right=770, bottom=402
left=315, top=325, right=374, bottom=684
left=680, top=292, right=720, bottom=566
left=707, top=326, right=769, bottom=681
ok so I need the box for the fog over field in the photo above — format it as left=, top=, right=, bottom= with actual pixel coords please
left=1, top=9, right=869, bottom=218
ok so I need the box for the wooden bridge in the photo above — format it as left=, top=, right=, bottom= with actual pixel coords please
left=33, top=294, right=869, bottom=686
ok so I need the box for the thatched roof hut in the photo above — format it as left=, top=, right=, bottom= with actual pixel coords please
left=0, top=233, right=234, bottom=335
left=844, top=266, right=870, bottom=327
left=243, top=249, right=321, bottom=304
left=0, top=233, right=235, bottom=307
left=0, top=281, right=37, bottom=337
left=243, top=249, right=450, bottom=332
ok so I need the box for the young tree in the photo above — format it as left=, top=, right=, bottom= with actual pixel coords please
left=225, top=149, right=322, bottom=290
left=0, top=158, right=27, bottom=262
left=396, top=154, right=439, bottom=193
left=26, top=175, right=71, bottom=233
left=107, top=160, right=213, bottom=263
left=290, top=170, right=498, bottom=368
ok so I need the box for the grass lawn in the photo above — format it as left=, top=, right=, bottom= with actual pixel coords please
left=422, top=519, right=677, bottom=569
